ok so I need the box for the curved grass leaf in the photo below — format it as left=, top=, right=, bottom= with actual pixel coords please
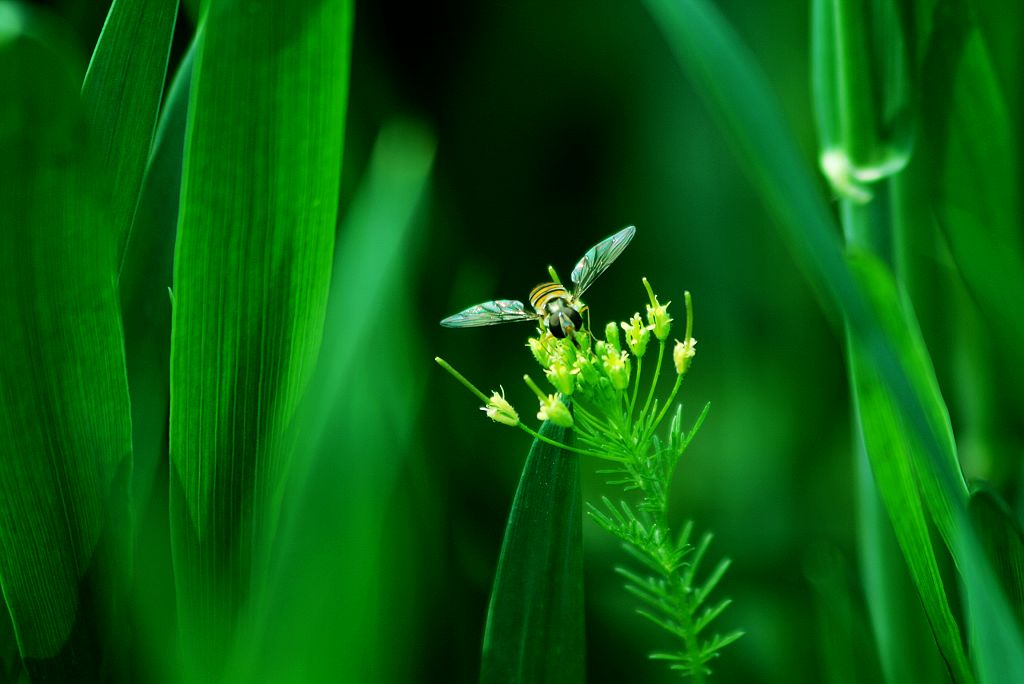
left=856, top=445, right=947, bottom=684
left=968, top=487, right=1024, bottom=633
left=643, top=0, right=1024, bottom=680
left=1, top=604, right=18, bottom=683
left=168, top=0, right=353, bottom=677
left=919, top=2, right=1024, bottom=350
left=238, top=121, right=436, bottom=684
left=118, top=41, right=195, bottom=684
left=121, top=39, right=193, bottom=510
left=846, top=251, right=971, bottom=683
left=480, top=419, right=584, bottom=684
left=805, top=544, right=884, bottom=684
left=0, top=15, right=132, bottom=680
left=82, top=0, right=179, bottom=265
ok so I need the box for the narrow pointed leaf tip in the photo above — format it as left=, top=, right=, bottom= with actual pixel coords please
left=481, top=419, right=584, bottom=684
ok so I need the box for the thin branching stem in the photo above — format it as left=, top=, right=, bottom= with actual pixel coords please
left=517, top=423, right=626, bottom=461
left=440, top=284, right=738, bottom=680
left=641, top=339, right=665, bottom=420
left=628, top=356, right=644, bottom=423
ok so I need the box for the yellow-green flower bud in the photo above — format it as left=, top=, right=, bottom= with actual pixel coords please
left=621, top=313, right=652, bottom=358
left=573, top=353, right=601, bottom=390
left=604, top=321, right=621, bottom=353
left=575, top=329, right=592, bottom=353
left=556, top=336, right=577, bottom=364
left=545, top=361, right=576, bottom=395
left=645, top=300, right=672, bottom=341
left=602, top=349, right=631, bottom=391
left=527, top=336, right=550, bottom=368
left=642, top=278, right=672, bottom=341
left=481, top=387, right=519, bottom=426
left=538, top=394, right=574, bottom=428
left=673, top=337, right=697, bottom=375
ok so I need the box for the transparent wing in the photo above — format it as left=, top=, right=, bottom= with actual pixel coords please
left=570, top=225, right=636, bottom=297
left=440, top=299, right=539, bottom=328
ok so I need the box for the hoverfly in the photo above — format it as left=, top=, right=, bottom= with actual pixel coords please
left=440, top=225, right=636, bottom=340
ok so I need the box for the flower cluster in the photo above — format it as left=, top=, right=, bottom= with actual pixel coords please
left=509, top=278, right=695, bottom=458
left=436, top=279, right=740, bottom=680
left=452, top=279, right=699, bottom=458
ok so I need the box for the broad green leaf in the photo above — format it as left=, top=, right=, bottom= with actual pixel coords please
left=81, top=0, right=179, bottom=264
left=238, top=121, right=436, bottom=684
left=0, top=11, right=132, bottom=681
left=481, top=419, right=584, bottom=684
left=968, top=487, right=1024, bottom=632
left=846, top=250, right=971, bottom=683
left=121, top=40, right=194, bottom=508
left=168, top=0, right=353, bottom=677
left=644, top=0, right=1024, bottom=680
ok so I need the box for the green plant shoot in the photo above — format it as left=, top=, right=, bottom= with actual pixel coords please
left=438, top=279, right=743, bottom=681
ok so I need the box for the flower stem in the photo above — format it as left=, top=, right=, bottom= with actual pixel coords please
left=648, top=373, right=684, bottom=441
left=435, top=356, right=491, bottom=404
left=640, top=339, right=665, bottom=418
left=628, top=356, right=643, bottom=423
left=516, top=423, right=625, bottom=461
left=683, top=290, right=693, bottom=343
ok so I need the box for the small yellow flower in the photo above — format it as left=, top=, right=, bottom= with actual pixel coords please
left=604, top=321, right=621, bottom=353
left=602, top=349, right=631, bottom=391
left=573, top=353, right=601, bottom=389
left=645, top=300, right=672, bottom=341
left=642, top=277, right=672, bottom=341
left=621, top=313, right=653, bottom=358
left=480, top=387, right=519, bottom=426
left=526, top=336, right=550, bottom=368
left=545, top=361, right=577, bottom=395
left=673, top=337, right=697, bottom=375
left=538, top=394, right=574, bottom=428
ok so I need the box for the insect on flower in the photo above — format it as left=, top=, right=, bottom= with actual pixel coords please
left=440, top=226, right=636, bottom=340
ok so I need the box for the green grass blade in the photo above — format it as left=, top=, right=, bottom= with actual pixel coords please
left=0, top=13, right=133, bottom=680
left=238, top=121, right=436, bottom=684
left=805, top=546, right=883, bottom=684
left=644, top=0, right=1024, bottom=680
left=968, top=488, right=1024, bottom=635
left=480, top=419, right=585, bottom=684
left=2, top=595, right=21, bottom=682
left=845, top=253, right=971, bottom=683
left=121, top=39, right=193, bottom=508
left=81, top=0, right=179, bottom=265
left=168, top=0, right=353, bottom=677
left=643, top=0, right=853, bottom=318
left=919, top=3, right=1024, bottom=349
left=856, top=443, right=947, bottom=684
left=118, top=43, right=194, bottom=684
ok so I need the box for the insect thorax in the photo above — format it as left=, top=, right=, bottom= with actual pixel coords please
left=542, top=296, right=583, bottom=339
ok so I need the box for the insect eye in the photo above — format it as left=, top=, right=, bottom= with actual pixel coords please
left=548, top=315, right=566, bottom=338
left=569, top=309, right=583, bottom=330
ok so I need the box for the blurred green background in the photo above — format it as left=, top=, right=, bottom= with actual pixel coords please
left=5, top=0, right=1022, bottom=682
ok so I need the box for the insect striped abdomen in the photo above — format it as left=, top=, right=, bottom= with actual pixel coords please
left=529, top=282, right=570, bottom=314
